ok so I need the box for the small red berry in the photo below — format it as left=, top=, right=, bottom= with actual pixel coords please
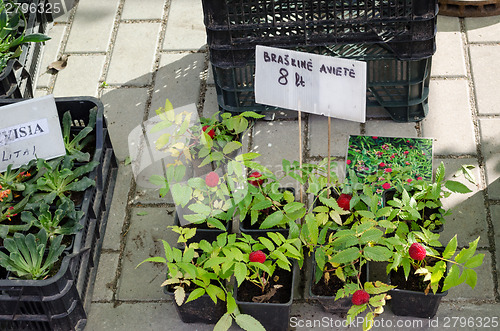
left=407, top=178, right=413, bottom=183
left=337, top=194, right=352, bottom=211
left=382, top=182, right=391, bottom=190
left=352, top=290, right=370, bottom=305
left=404, top=151, right=409, bottom=155
left=205, top=172, right=219, bottom=187
left=249, top=250, right=266, bottom=263
left=248, top=171, right=264, bottom=187
left=346, top=159, right=351, bottom=165
left=384, top=168, right=393, bottom=173
left=372, top=136, right=378, bottom=139
left=202, top=125, right=215, bottom=139
left=409, top=243, right=427, bottom=261
left=379, top=162, right=386, bottom=167
left=417, top=176, right=423, bottom=180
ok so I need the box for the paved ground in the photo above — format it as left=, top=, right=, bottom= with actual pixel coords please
left=34, top=0, right=500, bottom=330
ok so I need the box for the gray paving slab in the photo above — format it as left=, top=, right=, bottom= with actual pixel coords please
left=52, top=0, right=77, bottom=23
left=162, top=0, right=207, bottom=51
left=479, top=118, right=500, bottom=200
left=36, top=24, right=67, bottom=88
left=116, top=207, right=177, bottom=301
left=465, top=16, right=500, bottom=43
left=102, top=164, right=133, bottom=251
left=364, top=120, right=418, bottom=139
left=121, top=0, right=165, bottom=20
left=446, top=251, right=495, bottom=301
left=106, top=23, right=161, bottom=86
left=86, top=302, right=217, bottom=331
left=493, top=205, right=500, bottom=277
left=470, top=45, right=500, bottom=115
left=434, top=159, right=489, bottom=247
left=65, top=0, right=119, bottom=52
left=308, top=115, right=361, bottom=157
left=92, top=252, right=120, bottom=302
left=52, top=54, right=105, bottom=97
left=432, top=16, right=466, bottom=77
left=150, top=52, right=206, bottom=112
left=202, top=85, right=219, bottom=118
left=101, top=87, right=149, bottom=161
left=421, top=79, right=476, bottom=156
left=251, top=120, right=304, bottom=165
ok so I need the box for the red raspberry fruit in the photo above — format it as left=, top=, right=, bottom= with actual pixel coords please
left=248, top=171, right=264, bottom=187
left=337, top=194, right=352, bottom=211
left=352, top=290, right=370, bottom=306
left=249, top=250, right=266, bottom=264
left=205, top=172, right=219, bottom=187
left=202, top=125, right=215, bottom=139
left=409, top=242, right=427, bottom=261
left=382, top=182, right=391, bottom=190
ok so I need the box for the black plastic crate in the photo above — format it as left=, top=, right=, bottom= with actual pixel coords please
left=202, top=0, right=438, bottom=61
left=0, top=0, right=52, bottom=99
left=0, top=97, right=118, bottom=330
left=16, top=0, right=54, bottom=87
left=0, top=59, right=33, bottom=99
left=212, top=44, right=431, bottom=122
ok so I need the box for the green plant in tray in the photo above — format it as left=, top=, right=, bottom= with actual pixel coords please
left=0, top=0, right=51, bottom=72
left=61, top=107, right=97, bottom=162
left=21, top=200, right=83, bottom=241
left=25, top=157, right=98, bottom=206
left=0, top=228, right=66, bottom=280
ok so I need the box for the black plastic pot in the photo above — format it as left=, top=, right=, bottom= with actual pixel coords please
left=234, top=261, right=297, bottom=331
left=165, top=286, right=225, bottom=324
left=388, top=247, right=448, bottom=318
left=239, top=187, right=294, bottom=239
left=174, top=211, right=231, bottom=245
left=309, top=252, right=369, bottom=315
left=388, top=285, right=447, bottom=318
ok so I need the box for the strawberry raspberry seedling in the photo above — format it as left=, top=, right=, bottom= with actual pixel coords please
left=409, top=242, right=426, bottom=261
left=352, top=290, right=370, bottom=305
left=249, top=250, right=266, bottom=264
left=205, top=172, right=219, bottom=188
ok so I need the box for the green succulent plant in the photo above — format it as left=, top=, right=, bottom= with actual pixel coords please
left=0, top=229, right=66, bottom=280
left=21, top=200, right=84, bottom=241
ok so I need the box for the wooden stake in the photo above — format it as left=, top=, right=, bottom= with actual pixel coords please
left=298, top=110, right=303, bottom=205
left=327, top=116, right=331, bottom=199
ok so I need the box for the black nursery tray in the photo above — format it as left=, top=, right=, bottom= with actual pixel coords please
left=0, top=97, right=118, bottom=330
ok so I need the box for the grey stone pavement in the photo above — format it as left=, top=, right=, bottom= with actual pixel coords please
left=34, top=1, right=500, bottom=330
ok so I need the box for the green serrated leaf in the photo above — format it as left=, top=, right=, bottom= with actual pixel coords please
left=445, top=180, right=472, bottom=194
left=235, top=313, right=266, bottom=331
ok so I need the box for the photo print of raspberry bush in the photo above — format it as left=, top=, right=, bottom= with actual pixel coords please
left=345, top=135, right=433, bottom=193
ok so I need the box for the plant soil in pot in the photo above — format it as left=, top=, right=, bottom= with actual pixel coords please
left=174, top=211, right=230, bottom=245
left=388, top=266, right=448, bottom=318
left=165, top=285, right=225, bottom=324
left=235, top=261, right=297, bottom=331
left=239, top=188, right=297, bottom=239
left=309, top=255, right=369, bottom=315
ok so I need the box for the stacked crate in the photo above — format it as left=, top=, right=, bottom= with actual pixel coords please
left=201, top=0, right=438, bottom=122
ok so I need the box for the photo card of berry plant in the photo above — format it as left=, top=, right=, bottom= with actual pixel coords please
left=345, top=135, right=433, bottom=193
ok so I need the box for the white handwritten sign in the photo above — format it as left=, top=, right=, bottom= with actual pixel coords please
left=255, top=45, right=367, bottom=123
left=0, top=95, right=66, bottom=172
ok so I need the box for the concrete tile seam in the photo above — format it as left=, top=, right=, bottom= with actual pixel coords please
left=140, top=0, right=171, bottom=121
left=461, top=16, right=500, bottom=302
left=120, top=19, right=164, bottom=24
left=97, top=0, right=126, bottom=85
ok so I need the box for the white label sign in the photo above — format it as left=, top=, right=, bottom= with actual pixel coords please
left=0, top=95, right=66, bottom=172
left=255, top=45, right=367, bottom=123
